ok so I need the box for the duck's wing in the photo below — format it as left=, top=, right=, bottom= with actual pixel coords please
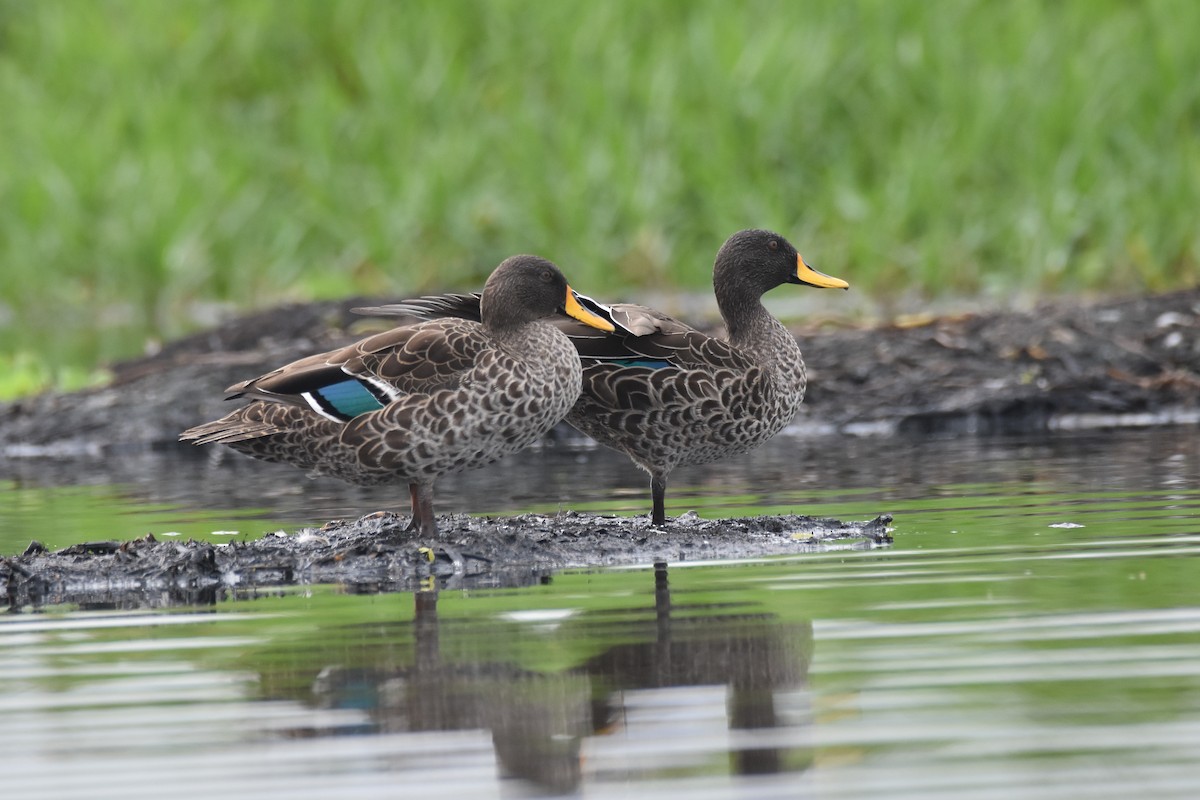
left=541, top=300, right=755, bottom=430
left=559, top=299, right=752, bottom=373
left=353, top=292, right=483, bottom=324
left=222, top=318, right=487, bottom=423
left=357, top=292, right=747, bottom=371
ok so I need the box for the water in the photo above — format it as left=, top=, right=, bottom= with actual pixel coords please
left=2, top=427, right=1200, bottom=798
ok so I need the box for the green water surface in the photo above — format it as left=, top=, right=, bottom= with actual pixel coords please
left=3, top=439, right=1199, bottom=797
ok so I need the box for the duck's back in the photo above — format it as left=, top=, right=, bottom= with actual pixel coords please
left=309, top=318, right=580, bottom=482
left=566, top=308, right=806, bottom=474
left=186, top=316, right=584, bottom=486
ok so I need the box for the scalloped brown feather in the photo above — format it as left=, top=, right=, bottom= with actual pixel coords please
left=181, top=255, right=598, bottom=534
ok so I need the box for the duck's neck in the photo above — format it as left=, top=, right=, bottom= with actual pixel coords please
left=479, top=295, right=519, bottom=335
left=492, top=318, right=561, bottom=358
left=719, top=291, right=761, bottom=338
left=715, top=264, right=773, bottom=342
left=722, top=297, right=802, bottom=373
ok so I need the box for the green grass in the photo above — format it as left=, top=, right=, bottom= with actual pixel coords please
left=2, top=0, right=1198, bottom=395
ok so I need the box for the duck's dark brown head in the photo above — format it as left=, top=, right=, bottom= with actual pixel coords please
left=712, top=229, right=848, bottom=337
left=714, top=229, right=849, bottom=298
left=481, top=255, right=613, bottom=333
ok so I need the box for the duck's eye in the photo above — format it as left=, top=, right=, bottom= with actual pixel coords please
left=768, top=239, right=779, bottom=251
left=540, top=270, right=554, bottom=283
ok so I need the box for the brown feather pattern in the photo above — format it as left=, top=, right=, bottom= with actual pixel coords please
left=356, top=230, right=847, bottom=525
left=181, top=255, right=602, bottom=534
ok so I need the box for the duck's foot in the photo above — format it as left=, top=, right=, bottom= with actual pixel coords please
left=417, top=543, right=491, bottom=578
left=418, top=544, right=462, bottom=572
left=650, top=473, right=669, bottom=528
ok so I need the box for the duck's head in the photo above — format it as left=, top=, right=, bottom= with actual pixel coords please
left=481, top=254, right=614, bottom=333
left=714, top=229, right=849, bottom=298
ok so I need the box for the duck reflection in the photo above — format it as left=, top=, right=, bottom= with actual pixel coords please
left=297, top=563, right=812, bottom=795
left=582, top=563, right=810, bottom=778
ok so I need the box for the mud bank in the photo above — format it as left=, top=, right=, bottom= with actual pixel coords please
left=3, top=290, right=1194, bottom=607
left=1, top=511, right=893, bottom=609
left=2, top=289, right=1198, bottom=457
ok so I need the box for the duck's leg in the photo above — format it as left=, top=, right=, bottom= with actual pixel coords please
left=651, top=472, right=669, bottom=527
left=413, top=483, right=438, bottom=537
left=404, top=484, right=421, bottom=532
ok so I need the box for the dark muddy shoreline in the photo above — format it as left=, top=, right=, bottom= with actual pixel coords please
left=2, top=510, right=893, bottom=609
left=2, top=288, right=1198, bottom=456
left=1, top=289, right=1197, bottom=606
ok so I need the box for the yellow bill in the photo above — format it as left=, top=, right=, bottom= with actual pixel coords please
left=794, top=254, right=850, bottom=290
left=563, top=287, right=616, bottom=331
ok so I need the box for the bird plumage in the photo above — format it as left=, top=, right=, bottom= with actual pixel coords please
left=181, top=255, right=613, bottom=535
left=357, top=229, right=849, bottom=525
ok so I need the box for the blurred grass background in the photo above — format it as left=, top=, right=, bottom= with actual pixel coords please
left=1, top=0, right=1198, bottom=398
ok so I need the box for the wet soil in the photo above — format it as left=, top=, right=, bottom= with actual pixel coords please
left=1, top=511, right=893, bottom=609
left=2, top=288, right=1197, bottom=455
left=1, top=288, right=1197, bottom=605
left=801, top=288, right=1200, bottom=437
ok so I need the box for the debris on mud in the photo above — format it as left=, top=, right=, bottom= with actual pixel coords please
left=1, top=511, right=893, bottom=609
left=798, top=288, right=1200, bottom=436
left=1, top=289, right=1196, bottom=608
left=2, top=289, right=1198, bottom=456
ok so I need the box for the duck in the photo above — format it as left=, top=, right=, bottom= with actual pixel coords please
left=179, top=254, right=615, bottom=536
left=357, top=229, right=849, bottom=526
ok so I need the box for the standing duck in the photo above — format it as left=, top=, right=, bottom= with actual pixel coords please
left=360, top=229, right=848, bottom=525
left=180, top=255, right=614, bottom=536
